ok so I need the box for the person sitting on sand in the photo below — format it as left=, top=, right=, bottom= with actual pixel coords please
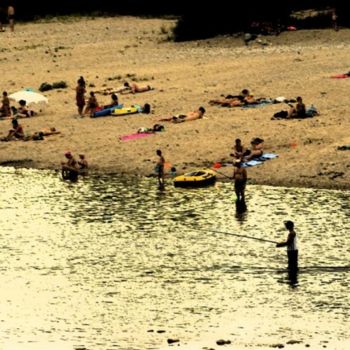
left=3, top=118, right=24, bottom=141
left=12, top=100, right=35, bottom=118
left=0, top=91, right=11, bottom=117
left=77, top=154, right=88, bottom=175
left=117, top=82, right=153, bottom=94
left=158, top=107, right=206, bottom=123
left=287, top=96, right=306, bottom=119
left=230, top=138, right=247, bottom=160
left=103, top=93, right=119, bottom=109
left=84, top=91, right=99, bottom=116
left=244, top=137, right=264, bottom=161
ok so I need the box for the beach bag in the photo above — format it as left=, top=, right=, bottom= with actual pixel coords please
left=143, top=103, right=151, bottom=114
left=153, top=124, right=164, bottom=132
left=273, top=110, right=288, bottom=119
left=305, top=105, right=319, bottom=117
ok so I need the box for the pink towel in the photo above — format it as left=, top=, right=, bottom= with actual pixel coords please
left=331, top=74, right=350, bottom=79
left=119, top=132, right=154, bottom=141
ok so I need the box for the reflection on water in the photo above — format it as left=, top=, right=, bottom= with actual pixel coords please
left=0, top=168, right=349, bottom=350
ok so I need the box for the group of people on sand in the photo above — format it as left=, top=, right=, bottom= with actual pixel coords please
left=0, top=91, right=35, bottom=119
left=75, top=76, right=154, bottom=117
left=0, top=117, right=60, bottom=142
left=209, top=89, right=258, bottom=107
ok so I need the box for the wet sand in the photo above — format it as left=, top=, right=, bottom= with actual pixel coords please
left=0, top=16, right=349, bottom=189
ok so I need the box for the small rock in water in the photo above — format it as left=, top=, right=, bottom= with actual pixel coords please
left=271, top=344, right=284, bottom=349
left=216, top=339, right=231, bottom=345
left=157, top=330, right=166, bottom=333
left=147, top=329, right=154, bottom=332
left=167, top=338, right=179, bottom=344
left=287, top=340, right=302, bottom=345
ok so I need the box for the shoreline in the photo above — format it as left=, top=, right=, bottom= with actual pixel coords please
left=1, top=161, right=349, bottom=191
left=0, top=17, right=349, bottom=191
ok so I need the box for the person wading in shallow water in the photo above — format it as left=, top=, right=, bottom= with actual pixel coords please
left=155, top=149, right=165, bottom=188
left=276, top=220, right=298, bottom=272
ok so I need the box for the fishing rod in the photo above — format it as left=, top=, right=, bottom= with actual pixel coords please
left=206, top=229, right=278, bottom=244
left=207, top=167, right=232, bottom=180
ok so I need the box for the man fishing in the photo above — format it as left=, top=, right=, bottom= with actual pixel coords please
left=276, top=220, right=298, bottom=272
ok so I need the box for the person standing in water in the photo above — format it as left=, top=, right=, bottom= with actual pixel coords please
left=276, top=220, right=298, bottom=272
left=155, top=149, right=165, bottom=188
left=233, top=159, right=247, bottom=203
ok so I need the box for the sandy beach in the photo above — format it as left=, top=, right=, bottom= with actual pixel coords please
left=0, top=16, right=349, bottom=189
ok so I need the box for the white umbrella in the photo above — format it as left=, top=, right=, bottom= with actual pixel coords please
left=9, top=90, right=48, bottom=112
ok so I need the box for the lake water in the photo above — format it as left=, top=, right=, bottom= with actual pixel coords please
left=0, top=168, right=349, bottom=350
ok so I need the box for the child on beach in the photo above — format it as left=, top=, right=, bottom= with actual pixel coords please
left=78, top=154, right=88, bottom=175
left=84, top=92, right=99, bottom=116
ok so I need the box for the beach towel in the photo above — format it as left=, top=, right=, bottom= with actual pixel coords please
left=119, top=132, right=154, bottom=142
left=218, top=153, right=279, bottom=168
left=241, top=99, right=274, bottom=109
left=330, top=73, right=350, bottom=79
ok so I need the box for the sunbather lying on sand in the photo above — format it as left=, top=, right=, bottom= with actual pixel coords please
left=116, top=82, right=154, bottom=94
left=209, top=89, right=259, bottom=107
left=158, top=107, right=206, bottom=123
left=23, top=127, right=60, bottom=141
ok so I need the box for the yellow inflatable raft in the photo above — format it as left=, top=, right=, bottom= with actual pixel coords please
left=173, top=169, right=216, bottom=188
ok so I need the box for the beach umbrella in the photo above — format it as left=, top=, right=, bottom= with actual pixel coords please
left=9, top=90, right=48, bottom=112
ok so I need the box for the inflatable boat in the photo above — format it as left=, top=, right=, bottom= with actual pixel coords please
left=173, top=169, right=216, bottom=188
left=111, top=104, right=142, bottom=116
left=91, top=104, right=123, bottom=118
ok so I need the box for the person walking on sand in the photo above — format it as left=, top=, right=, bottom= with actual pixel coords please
left=7, top=3, right=15, bottom=32
left=76, top=77, right=86, bottom=117
left=155, top=149, right=165, bottom=188
left=276, top=220, right=298, bottom=272
left=331, top=9, right=338, bottom=32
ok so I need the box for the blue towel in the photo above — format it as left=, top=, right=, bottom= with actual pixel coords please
left=242, top=160, right=263, bottom=167
left=259, top=153, right=279, bottom=160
